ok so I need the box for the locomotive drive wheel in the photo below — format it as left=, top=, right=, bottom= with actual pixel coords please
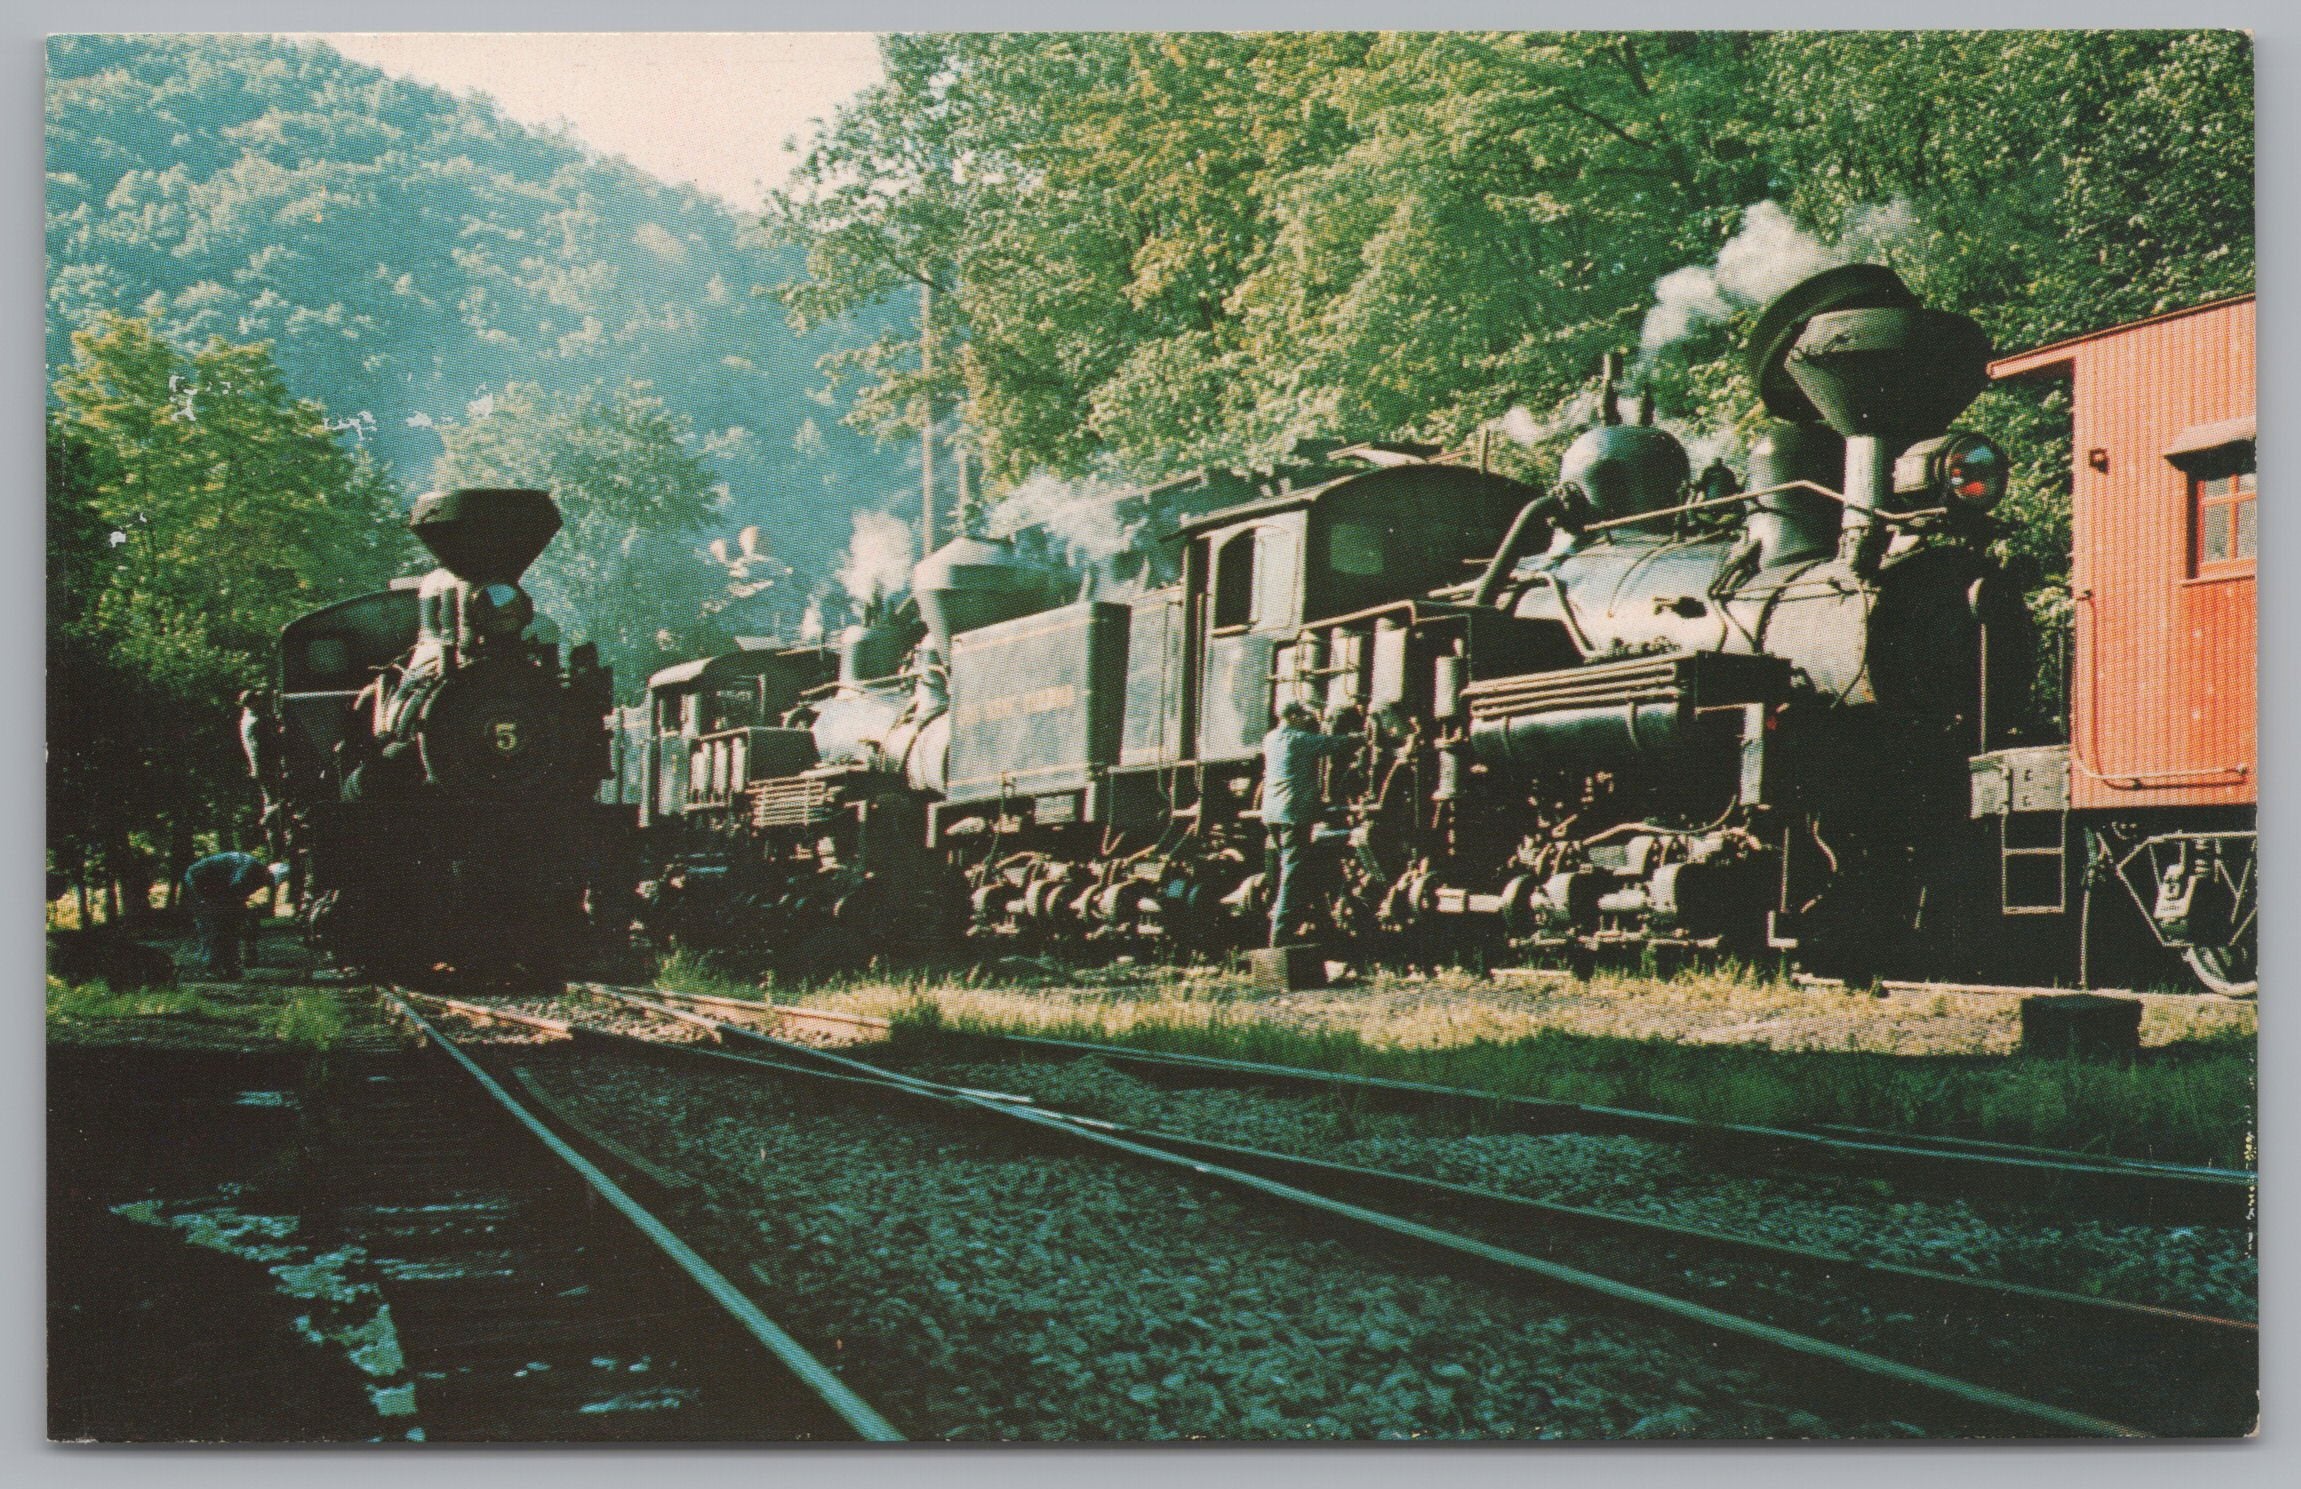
left=2184, top=942, right=2257, bottom=999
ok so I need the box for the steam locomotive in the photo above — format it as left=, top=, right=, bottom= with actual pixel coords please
left=610, top=265, right=2088, bottom=982
left=270, top=487, right=620, bottom=979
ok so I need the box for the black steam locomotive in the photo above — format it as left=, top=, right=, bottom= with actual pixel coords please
left=271, top=488, right=620, bottom=979
left=616, top=264, right=2074, bottom=982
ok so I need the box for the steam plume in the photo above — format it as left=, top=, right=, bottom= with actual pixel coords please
left=835, top=510, right=915, bottom=609
left=1638, top=199, right=1920, bottom=356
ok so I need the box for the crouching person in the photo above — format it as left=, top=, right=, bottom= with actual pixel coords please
left=181, top=851, right=285, bottom=979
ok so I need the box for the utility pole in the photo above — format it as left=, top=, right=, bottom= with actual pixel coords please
left=919, top=280, right=935, bottom=556
left=956, top=441, right=972, bottom=535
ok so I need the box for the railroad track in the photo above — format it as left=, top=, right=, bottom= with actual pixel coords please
left=597, top=983, right=2255, bottom=1225
left=383, top=993, right=902, bottom=1442
left=395, top=984, right=2259, bottom=1437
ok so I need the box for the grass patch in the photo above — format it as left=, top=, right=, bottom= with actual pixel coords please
left=653, top=946, right=779, bottom=1002
left=47, top=975, right=364, bottom=1053
left=642, top=949, right=2255, bottom=1167
left=266, top=989, right=347, bottom=1051
left=46, top=977, right=227, bottom=1025
left=895, top=1002, right=2253, bottom=1168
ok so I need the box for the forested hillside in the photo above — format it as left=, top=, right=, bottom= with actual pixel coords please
left=47, top=32, right=905, bottom=595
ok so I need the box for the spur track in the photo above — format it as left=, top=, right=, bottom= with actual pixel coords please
left=604, top=983, right=2255, bottom=1225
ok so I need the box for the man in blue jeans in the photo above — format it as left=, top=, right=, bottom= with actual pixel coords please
left=1260, top=702, right=1358, bottom=947
left=181, top=851, right=284, bottom=978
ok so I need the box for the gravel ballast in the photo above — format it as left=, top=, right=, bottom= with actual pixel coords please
left=910, top=1055, right=2258, bottom=1323
left=500, top=1046, right=1869, bottom=1441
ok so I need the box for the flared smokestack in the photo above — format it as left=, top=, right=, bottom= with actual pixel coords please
left=407, top=488, right=563, bottom=584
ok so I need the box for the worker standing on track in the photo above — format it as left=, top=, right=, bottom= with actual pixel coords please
left=180, top=851, right=285, bottom=979
left=1259, top=701, right=1358, bottom=947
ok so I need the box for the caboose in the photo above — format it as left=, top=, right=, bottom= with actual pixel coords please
left=1973, top=296, right=2257, bottom=993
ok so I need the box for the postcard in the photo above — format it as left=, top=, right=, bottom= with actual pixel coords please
left=46, top=29, right=2256, bottom=1442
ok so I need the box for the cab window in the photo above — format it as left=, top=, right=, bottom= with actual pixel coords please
left=2194, top=467, right=2257, bottom=575
left=1212, top=529, right=1259, bottom=630
left=1329, top=521, right=1386, bottom=577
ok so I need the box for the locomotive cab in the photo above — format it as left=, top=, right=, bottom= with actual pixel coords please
left=1183, top=460, right=1539, bottom=762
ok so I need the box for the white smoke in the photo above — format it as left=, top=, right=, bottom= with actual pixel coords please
left=1638, top=199, right=1921, bottom=356
left=1496, top=388, right=1601, bottom=449
left=798, top=597, right=825, bottom=645
left=835, top=510, right=916, bottom=609
left=987, top=473, right=1139, bottom=564
left=1676, top=424, right=1746, bottom=477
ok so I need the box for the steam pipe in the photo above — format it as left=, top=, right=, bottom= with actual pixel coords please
left=1839, top=435, right=1895, bottom=575
left=1471, top=494, right=1566, bottom=609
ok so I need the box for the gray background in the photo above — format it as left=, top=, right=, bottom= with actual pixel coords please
left=7, top=1, right=2289, bottom=1483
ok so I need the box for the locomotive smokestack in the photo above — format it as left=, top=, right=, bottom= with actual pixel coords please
left=1747, top=264, right=1993, bottom=444
left=407, top=488, right=564, bottom=584
left=1746, top=266, right=1992, bottom=570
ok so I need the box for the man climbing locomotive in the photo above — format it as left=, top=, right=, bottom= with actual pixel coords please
left=1260, top=700, right=1360, bottom=948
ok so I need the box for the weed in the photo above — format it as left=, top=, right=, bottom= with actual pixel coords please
left=267, top=990, right=346, bottom=1051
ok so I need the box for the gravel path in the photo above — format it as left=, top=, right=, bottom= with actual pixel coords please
left=501, top=1047, right=1869, bottom=1441
left=911, top=1056, right=2258, bottom=1323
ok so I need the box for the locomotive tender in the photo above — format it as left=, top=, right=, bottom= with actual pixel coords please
left=273, top=487, right=619, bottom=978
left=619, top=265, right=2253, bottom=992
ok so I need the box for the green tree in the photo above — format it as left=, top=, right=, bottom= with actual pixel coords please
left=426, top=381, right=734, bottom=693
left=773, top=31, right=2250, bottom=726
left=48, top=316, right=407, bottom=914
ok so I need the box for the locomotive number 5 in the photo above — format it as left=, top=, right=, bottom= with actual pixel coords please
left=492, top=720, right=521, bottom=755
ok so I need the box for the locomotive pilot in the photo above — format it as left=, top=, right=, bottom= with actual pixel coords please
left=1260, top=702, right=1359, bottom=947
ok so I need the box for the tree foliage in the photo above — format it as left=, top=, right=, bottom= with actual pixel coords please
left=47, top=316, right=408, bottom=905
left=426, top=382, right=746, bottom=690
left=771, top=30, right=2253, bottom=537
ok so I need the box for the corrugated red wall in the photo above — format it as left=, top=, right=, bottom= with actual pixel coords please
left=1992, top=297, right=2256, bottom=812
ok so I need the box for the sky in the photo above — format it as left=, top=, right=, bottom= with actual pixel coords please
left=314, top=32, right=886, bottom=212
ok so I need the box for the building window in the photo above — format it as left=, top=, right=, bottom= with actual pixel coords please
left=2194, top=467, right=2256, bottom=574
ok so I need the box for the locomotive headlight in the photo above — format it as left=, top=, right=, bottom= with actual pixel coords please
left=469, top=581, right=534, bottom=637
left=1896, top=432, right=2009, bottom=511
left=1935, top=433, right=2008, bottom=509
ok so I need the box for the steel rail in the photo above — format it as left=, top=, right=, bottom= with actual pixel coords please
left=852, top=1024, right=2250, bottom=1219
left=1028, top=1114, right=2256, bottom=1357
left=382, top=992, right=905, bottom=1442
left=551, top=987, right=2143, bottom=1437
left=602, top=984, right=2246, bottom=1187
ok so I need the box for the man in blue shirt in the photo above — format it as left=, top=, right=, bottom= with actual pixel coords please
left=181, top=851, right=284, bottom=978
left=1260, top=701, right=1358, bottom=947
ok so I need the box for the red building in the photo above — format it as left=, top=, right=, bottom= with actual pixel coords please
left=1983, top=295, right=2256, bottom=991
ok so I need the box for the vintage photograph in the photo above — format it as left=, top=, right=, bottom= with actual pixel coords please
left=45, top=29, right=2256, bottom=1442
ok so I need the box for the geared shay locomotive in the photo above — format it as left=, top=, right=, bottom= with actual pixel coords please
left=607, top=264, right=2252, bottom=992
left=270, top=487, right=619, bottom=978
